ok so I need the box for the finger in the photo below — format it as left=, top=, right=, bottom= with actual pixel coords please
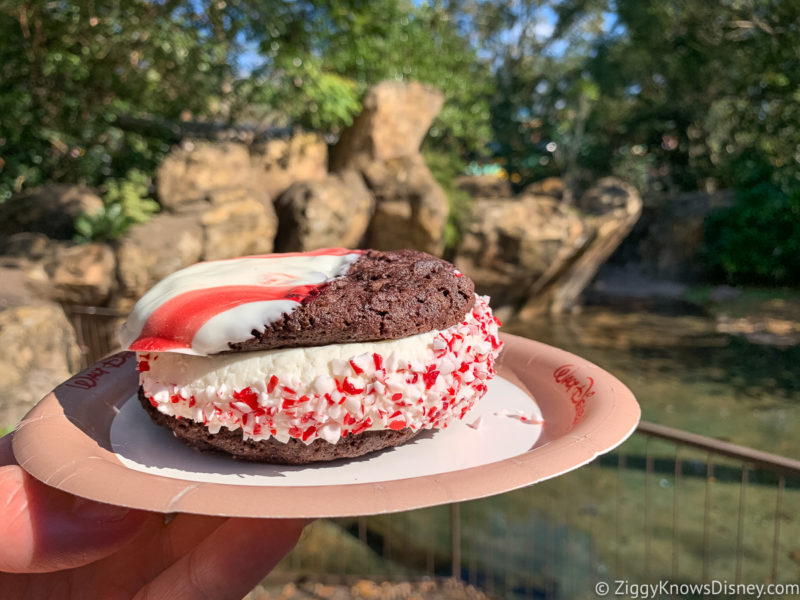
left=0, top=464, right=150, bottom=573
left=114, top=513, right=228, bottom=573
left=70, top=512, right=229, bottom=595
left=134, top=518, right=306, bottom=600
left=159, top=513, right=228, bottom=562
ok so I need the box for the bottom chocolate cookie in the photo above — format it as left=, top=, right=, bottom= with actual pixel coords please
left=139, top=388, right=419, bottom=465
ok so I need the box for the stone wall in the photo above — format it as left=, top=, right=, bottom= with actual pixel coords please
left=0, top=266, right=81, bottom=428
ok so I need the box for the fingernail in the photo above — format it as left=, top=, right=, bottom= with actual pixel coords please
left=72, top=497, right=132, bottom=522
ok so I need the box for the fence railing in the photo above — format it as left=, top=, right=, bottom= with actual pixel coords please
left=65, top=305, right=800, bottom=599
left=64, top=304, right=126, bottom=369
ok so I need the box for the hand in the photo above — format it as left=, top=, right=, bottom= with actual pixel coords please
left=0, top=432, right=306, bottom=599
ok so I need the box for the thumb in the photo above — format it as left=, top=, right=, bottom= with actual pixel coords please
left=0, top=434, right=149, bottom=573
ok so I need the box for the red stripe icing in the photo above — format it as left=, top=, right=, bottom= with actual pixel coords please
left=124, top=248, right=365, bottom=354
left=128, top=284, right=318, bottom=352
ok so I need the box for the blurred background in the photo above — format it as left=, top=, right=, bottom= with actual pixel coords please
left=1, top=1, right=798, bottom=598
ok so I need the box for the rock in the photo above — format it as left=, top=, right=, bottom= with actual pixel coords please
left=455, top=175, right=512, bottom=198
left=457, top=179, right=640, bottom=316
left=330, top=81, right=445, bottom=170
left=157, top=141, right=257, bottom=211
left=117, top=213, right=203, bottom=299
left=46, top=243, right=117, bottom=305
left=274, top=170, right=373, bottom=252
left=364, top=156, right=449, bottom=255
left=0, top=264, right=47, bottom=310
left=519, top=177, right=642, bottom=316
left=328, top=81, right=450, bottom=256
left=0, top=232, right=53, bottom=261
left=0, top=235, right=64, bottom=301
left=204, top=186, right=254, bottom=206
left=0, top=236, right=116, bottom=306
left=455, top=196, right=589, bottom=308
left=522, top=177, right=565, bottom=199
left=198, top=195, right=278, bottom=260
left=575, top=176, right=638, bottom=216
left=0, top=184, right=103, bottom=240
left=0, top=299, right=81, bottom=427
left=252, top=132, right=328, bottom=199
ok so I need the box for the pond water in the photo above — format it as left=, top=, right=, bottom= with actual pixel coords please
left=503, top=306, right=800, bottom=458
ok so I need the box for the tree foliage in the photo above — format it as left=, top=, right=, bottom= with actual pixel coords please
left=0, top=0, right=237, bottom=201
left=704, top=179, right=800, bottom=286
left=74, top=169, right=159, bottom=243
left=237, top=0, right=492, bottom=155
left=0, top=0, right=492, bottom=202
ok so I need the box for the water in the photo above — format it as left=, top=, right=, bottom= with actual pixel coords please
left=503, top=306, right=800, bottom=457
left=468, top=306, right=800, bottom=596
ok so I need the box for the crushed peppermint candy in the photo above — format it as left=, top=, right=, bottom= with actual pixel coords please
left=494, top=409, right=544, bottom=425
left=139, top=295, right=503, bottom=445
left=466, top=416, right=483, bottom=430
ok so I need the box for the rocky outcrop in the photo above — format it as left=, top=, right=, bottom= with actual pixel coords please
left=252, top=132, right=328, bottom=199
left=196, top=194, right=278, bottom=261
left=0, top=298, right=81, bottom=427
left=0, top=184, right=103, bottom=240
left=154, top=140, right=283, bottom=261
left=0, top=236, right=116, bottom=307
left=330, top=81, right=445, bottom=170
left=116, top=214, right=203, bottom=301
left=158, top=134, right=330, bottom=214
left=156, top=141, right=256, bottom=212
left=520, top=177, right=642, bottom=316
left=331, top=82, right=449, bottom=255
left=144, top=138, right=282, bottom=267
left=455, top=177, right=642, bottom=315
left=274, top=170, right=373, bottom=252
left=364, top=156, right=449, bottom=255
left=455, top=196, right=589, bottom=309
left=45, top=243, right=116, bottom=305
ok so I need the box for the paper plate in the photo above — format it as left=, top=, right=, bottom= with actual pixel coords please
left=13, top=334, right=639, bottom=518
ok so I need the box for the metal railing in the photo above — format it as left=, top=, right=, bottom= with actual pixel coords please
left=64, top=304, right=126, bottom=369
left=65, top=305, right=800, bottom=598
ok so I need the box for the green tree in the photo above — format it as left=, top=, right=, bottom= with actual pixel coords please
left=0, top=0, right=237, bottom=201
left=0, top=0, right=492, bottom=203
left=237, top=0, right=492, bottom=156
left=579, top=0, right=800, bottom=192
left=442, top=0, right=610, bottom=190
left=74, top=169, right=160, bottom=243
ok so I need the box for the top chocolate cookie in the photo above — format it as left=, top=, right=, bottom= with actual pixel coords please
left=230, top=249, right=475, bottom=352
left=119, top=248, right=474, bottom=356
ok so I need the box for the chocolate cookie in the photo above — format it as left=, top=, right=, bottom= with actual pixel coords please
left=228, top=249, right=475, bottom=352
